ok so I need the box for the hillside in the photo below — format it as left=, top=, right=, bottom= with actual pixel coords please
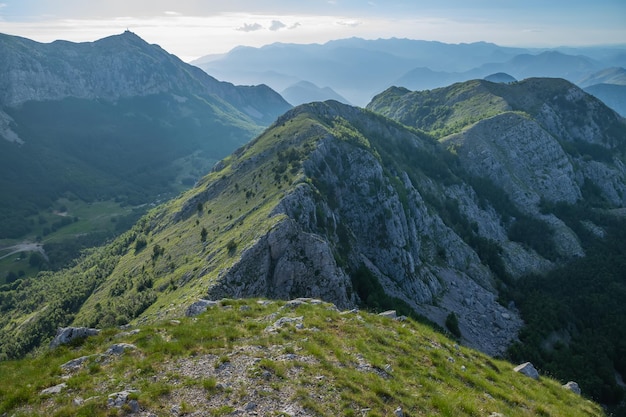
left=0, top=31, right=291, bottom=241
left=584, top=83, right=626, bottom=117
left=1, top=79, right=626, bottom=409
left=0, top=298, right=602, bottom=416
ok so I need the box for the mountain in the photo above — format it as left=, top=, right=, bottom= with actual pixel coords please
left=394, top=67, right=463, bottom=92
left=395, top=51, right=602, bottom=92
left=578, top=67, right=626, bottom=87
left=193, top=38, right=626, bottom=106
left=281, top=80, right=350, bottom=106
left=0, top=31, right=291, bottom=240
left=1, top=77, right=625, bottom=408
left=584, top=83, right=626, bottom=116
left=192, top=38, right=530, bottom=106
left=0, top=299, right=602, bottom=417
left=484, top=72, right=517, bottom=83
left=473, top=51, right=600, bottom=81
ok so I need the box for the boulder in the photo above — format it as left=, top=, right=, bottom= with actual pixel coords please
left=105, top=343, right=137, bottom=356
left=513, top=362, right=539, bottom=380
left=50, top=327, right=100, bottom=349
left=378, top=310, right=397, bottom=319
left=40, top=383, right=67, bottom=395
left=185, top=299, right=218, bottom=317
left=107, top=390, right=140, bottom=410
left=563, top=381, right=581, bottom=395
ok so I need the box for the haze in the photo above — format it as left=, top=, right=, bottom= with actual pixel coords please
left=0, top=0, right=625, bottom=62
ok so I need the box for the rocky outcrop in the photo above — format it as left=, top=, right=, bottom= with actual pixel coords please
left=446, top=112, right=582, bottom=211
left=563, top=381, right=582, bottom=395
left=49, top=327, right=100, bottom=349
left=514, top=362, right=540, bottom=380
left=206, top=213, right=354, bottom=310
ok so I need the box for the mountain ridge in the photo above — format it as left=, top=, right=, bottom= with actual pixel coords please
left=1, top=76, right=625, bottom=409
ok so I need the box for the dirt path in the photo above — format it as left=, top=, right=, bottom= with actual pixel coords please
left=0, top=242, right=48, bottom=261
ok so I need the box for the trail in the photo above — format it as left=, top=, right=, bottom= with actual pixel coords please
left=0, top=242, right=48, bottom=261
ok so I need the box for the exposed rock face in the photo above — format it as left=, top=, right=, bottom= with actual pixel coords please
left=49, top=327, right=100, bottom=349
left=446, top=113, right=582, bottom=210
left=196, top=87, right=625, bottom=356
left=207, top=213, right=354, bottom=310
left=202, top=103, right=525, bottom=355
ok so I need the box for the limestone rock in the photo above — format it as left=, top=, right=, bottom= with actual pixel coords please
left=60, top=354, right=102, bottom=372
left=40, top=383, right=67, bottom=395
left=50, top=327, right=100, bottom=349
left=378, top=310, right=397, bottom=319
left=514, top=362, right=539, bottom=380
left=563, top=381, right=582, bottom=395
left=186, top=299, right=218, bottom=317
left=105, top=343, right=137, bottom=356
left=107, top=390, right=140, bottom=410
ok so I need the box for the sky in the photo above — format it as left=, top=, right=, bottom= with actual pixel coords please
left=0, top=0, right=625, bottom=62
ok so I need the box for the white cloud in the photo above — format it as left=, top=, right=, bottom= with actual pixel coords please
left=289, top=22, right=301, bottom=30
left=164, top=11, right=181, bottom=16
left=236, top=22, right=263, bottom=32
left=269, top=20, right=286, bottom=31
left=336, top=19, right=361, bottom=27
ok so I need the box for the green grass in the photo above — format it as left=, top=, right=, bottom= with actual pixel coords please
left=0, top=299, right=604, bottom=416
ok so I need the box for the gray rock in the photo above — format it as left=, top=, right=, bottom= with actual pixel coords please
left=394, top=407, right=404, bottom=417
left=61, top=354, right=102, bottom=371
left=563, top=381, right=581, bottom=395
left=40, top=383, right=67, bottom=395
left=514, top=362, right=539, bottom=380
left=378, top=310, right=397, bottom=319
left=107, top=390, right=140, bottom=409
left=50, top=327, right=100, bottom=349
left=185, top=299, right=218, bottom=317
left=265, top=316, right=304, bottom=333
left=105, top=343, right=137, bottom=356
left=245, top=402, right=257, bottom=411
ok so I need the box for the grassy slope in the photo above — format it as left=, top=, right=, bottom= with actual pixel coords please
left=0, top=109, right=326, bottom=359
left=0, top=299, right=604, bottom=417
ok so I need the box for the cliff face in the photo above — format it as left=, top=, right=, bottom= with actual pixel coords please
left=199, top=82, right=626, bottom=355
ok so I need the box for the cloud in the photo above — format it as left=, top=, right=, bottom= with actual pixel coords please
left=289, top=22, right=301, bottom=30
left=269, top=20, right=286, bottom=31
left=336, top=19, right=361, bottom=27
left=164, top=11, right=181, bottom=16
left=236, top=22, right=263, bottom=32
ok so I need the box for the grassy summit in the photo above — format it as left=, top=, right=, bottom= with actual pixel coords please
left=0, top=298, right=603, bottom=416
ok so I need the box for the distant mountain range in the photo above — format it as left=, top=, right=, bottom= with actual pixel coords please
left=0, top=31, right=291, bottom=239
left=192, top=38, right=626, bottom=113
